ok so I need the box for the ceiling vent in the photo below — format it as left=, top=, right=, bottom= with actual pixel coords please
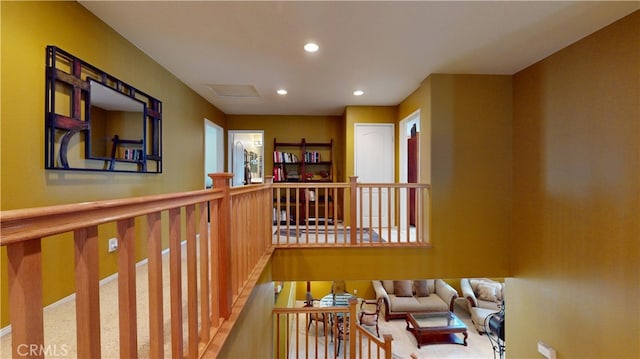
left=208, top=84, right=260, bottom=98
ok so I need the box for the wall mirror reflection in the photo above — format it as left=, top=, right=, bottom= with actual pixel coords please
left=45, top=45, right=162, bottom=173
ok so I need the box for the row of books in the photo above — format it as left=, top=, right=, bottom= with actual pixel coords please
left=304, top=151, right=322, bottom=163
left=273, top=166, right=288, bottom=182
left=121, top=148, right=144, bottom=161
left=273, top=151, right=299, bottom=163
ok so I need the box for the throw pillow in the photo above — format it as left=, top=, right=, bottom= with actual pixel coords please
left=476, top=283, right=498, bottom=302
left=382, top=280, right=395, bottom=294
left=393, top=280, right=413, bottom=297
left=413, top=280, right=430, bottom=297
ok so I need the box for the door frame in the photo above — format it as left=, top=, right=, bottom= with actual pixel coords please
left=398, top=110, right=420, bottom=226
left=204, top=118, right=224, bottom=188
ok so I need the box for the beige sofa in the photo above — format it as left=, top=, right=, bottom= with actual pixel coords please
left=372, top=280, right=458, bottom=321
left=460, top=278, right=504, bottom=334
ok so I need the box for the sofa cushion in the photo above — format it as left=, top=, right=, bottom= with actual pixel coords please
left=414, top=280, right=430, bottom=297
left=382, top=280, right=395, bottom=294
left=389, top=296, right=420, bottom=312
left=393, top=280, right=413, bottom=297
left=415, top=295, right=449, bottom=312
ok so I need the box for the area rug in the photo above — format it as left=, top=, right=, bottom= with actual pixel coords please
left=274, top=227, right=383, bottom=243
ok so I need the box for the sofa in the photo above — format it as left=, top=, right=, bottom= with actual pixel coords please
left=372, top=279, right=458, bottom=321
left=460, top=278, right=504, bottom=334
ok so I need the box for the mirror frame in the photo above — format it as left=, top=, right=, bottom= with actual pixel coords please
left=44, top=45, right=162, bottom=173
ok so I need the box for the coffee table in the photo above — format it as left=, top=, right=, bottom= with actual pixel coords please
left=405, top=312, right=468, bottom=348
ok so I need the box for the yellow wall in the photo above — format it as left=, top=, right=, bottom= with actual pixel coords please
left=273, top=75, right=512, bottom=282
left=509, top=11, right=639, bottom=358
left=0, top=2, right=224, bottom=327
left=226, top=115, right=344, bottom=181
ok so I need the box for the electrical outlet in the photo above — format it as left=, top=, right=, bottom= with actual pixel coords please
left=108, top=237, right=118, bottom=252
left=537, top=341, right=556, bottom=359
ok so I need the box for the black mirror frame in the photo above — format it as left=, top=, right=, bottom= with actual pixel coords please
left=44, top=45, right=162, bottom=173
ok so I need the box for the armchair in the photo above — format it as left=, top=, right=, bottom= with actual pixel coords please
left=461, top=278, right=504, bottom=334
left=359, top=297, right=383, bottom=336
left=304, top=292, right=327, bottom=332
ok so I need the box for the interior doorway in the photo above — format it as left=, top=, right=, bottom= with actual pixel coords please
left=204, top=119, right=224, bottom=188
left=354, top=123, right=394, bottom=227
left=227, top=130, right=264, bottom=186
left=399, top=110, right=420, bottom=226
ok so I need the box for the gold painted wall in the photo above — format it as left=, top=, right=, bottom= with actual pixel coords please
left=226, top=115, right=345, bottom=182
left=510, top=11, right=639, bottom=358
left=0, top=2, right=224, bottom=328
left=274, top=76, right=512, bottom=281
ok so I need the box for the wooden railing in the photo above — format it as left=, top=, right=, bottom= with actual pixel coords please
left=272, top=177, right=431, bottom=247
left=0, top=173, right=272, bottom=359
left=273, top=299, right=393, bottom=359
left=1, top=174, right=429, bottom=358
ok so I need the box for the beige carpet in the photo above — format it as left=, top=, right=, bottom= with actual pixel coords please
left=0, top=244, right=191, bottom=359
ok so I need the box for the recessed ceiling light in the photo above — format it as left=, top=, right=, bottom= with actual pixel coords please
left=353, top=90, right=364, bottom=96
left=277, top=89, right=288, bottom=95
left=304, top=42, right=319, bottom=53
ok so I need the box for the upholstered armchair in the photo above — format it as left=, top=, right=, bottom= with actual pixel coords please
left=461, top=278, right=504, bottom=334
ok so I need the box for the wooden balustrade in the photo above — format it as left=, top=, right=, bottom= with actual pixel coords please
left=273, top=299, right=393, bottom=359
left=0, top=174, right=273, bottom=358
left=0, top=174, right=427, bottom=358
left=272, top=177, right=431, bottom=247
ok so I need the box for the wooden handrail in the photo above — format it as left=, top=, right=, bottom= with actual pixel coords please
left=1, top=174, right=428, bottom=358
left=0, top=173, right=275, bottom=358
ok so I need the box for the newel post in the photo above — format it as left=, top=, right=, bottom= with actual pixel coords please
left=348, top=298, right=357, bottom=358
left=382, top=334, right=394, bottom=359
left=349, top=176, right=358, bottom=244
left=209, top=172, right=234, bottom=319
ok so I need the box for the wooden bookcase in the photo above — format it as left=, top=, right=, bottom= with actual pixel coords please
left=272, top=138, right=333, bottom=182
left=272, top=138, right=334, bottom=224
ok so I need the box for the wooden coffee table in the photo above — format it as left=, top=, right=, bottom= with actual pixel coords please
left=405, top=312, right=468, bottom=348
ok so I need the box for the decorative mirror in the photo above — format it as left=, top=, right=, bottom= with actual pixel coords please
left=45, top=46, right=162, bottom=173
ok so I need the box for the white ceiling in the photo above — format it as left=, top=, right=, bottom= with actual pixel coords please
left=79, top=1, right=638, bottom=116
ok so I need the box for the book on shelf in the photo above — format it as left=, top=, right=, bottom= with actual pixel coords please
left=273, top=151, right=298, bottom=163
left=304, top=151, right=321, bottom=163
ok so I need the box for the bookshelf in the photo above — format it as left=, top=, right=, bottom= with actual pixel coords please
left=272, top=138, right=333, bottom=182
left=272, top=138, right=334, bottom=224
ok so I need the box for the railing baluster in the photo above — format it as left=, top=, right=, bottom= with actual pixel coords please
left=117, top=218, right=138, bottom=358
left=168, top=207, right=184, bottom=358
left=146, top=212, right=164, bottom=359
left=198, top=202, right=210, bottom=343
left=74, top=226, right=101, bottom=359
left=186, top=204, right=198, bottom=359
left=209, top=200, right=220, bottom=328
left=7, top=239, right=44, bottom=359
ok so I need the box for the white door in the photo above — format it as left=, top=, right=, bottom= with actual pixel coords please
left=355, top=123, right=394, bottom=227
